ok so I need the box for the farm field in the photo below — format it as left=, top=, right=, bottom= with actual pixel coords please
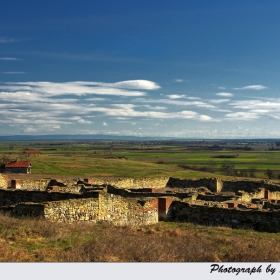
left=0, top=139, right=280, bottom=180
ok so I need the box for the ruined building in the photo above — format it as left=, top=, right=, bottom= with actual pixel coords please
left=1, top=174, right=280, bottom=232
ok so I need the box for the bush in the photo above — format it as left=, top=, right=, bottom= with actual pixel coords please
left=266, top=169, right=274, bottom=179
left=221, top=161, right=235, bottom=175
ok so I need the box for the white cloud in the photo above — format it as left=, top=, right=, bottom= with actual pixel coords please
left=181, top=111, right=212, bottom=121
left=209, top=99, right=230, bottom=103
left=180, top=111, right=197, bottom=118
left=87, top=104, right=213, bottom=121
left=174, top=79, right=183, bottom=83
left=230, top=99, right=280, bottom=111
left=199, top=115, right=213, bottom=121
left=216, top=92, right=234, bottom=97
left=78, top=119, right=92, bottom=124
left=234, top=85, right=267, bottom=90
left=70, top=80, right=159, bottom=90
left=2, top=81, right=159, bottom=97
left=24, top=127, right=37, bottom=133
left=0, top=91, right=79, bottom=105
left=250, top=109, right=270, bottom=114
left=3, top=72, right=25, bottom=74
left=0, top=37, right=15, bottom=43
left=268, top=115, right=280, bottom=120
left=186, top=97, right=201, bottom=100
left=225, top=112, right=259, bottom=120
left=6, top=79, right=275, bottom=136
left=84, top=97, right=106, bottom=101
left=139, top=98, right=216, bottom=110
left=112, top=80, right=160, bottom=90
left=115, top=117, right=131, bottom=120
left=167, top=94, right=186, bottom=99
left=142, top=105, right=166, bottom=110
left=0, top=57, right=21, bottom=60
left=222, top=98, right=280, bottom=122
left=71, top=116, right=92, bottom=124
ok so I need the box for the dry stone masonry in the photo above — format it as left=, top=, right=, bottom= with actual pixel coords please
left=1, top=174, right=280, bottom=231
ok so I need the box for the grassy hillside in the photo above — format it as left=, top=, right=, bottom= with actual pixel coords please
left=0, top=212, right=280, bottom=262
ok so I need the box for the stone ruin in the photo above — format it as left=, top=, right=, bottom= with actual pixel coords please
left=1, top=174, right=280, bottom=232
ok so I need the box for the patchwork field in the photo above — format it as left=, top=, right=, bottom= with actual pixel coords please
left=1, top=139, right=280, bottom=179
left=0, top=140, right=280, bottom=179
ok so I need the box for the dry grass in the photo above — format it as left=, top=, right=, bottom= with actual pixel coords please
left=1, top=213, right=280, bottom=262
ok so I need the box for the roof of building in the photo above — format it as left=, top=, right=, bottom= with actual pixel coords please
left=5, top=161, right=32, bottom=168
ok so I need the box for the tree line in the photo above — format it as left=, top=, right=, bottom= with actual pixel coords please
left=178, top=161, right=279, bottom=179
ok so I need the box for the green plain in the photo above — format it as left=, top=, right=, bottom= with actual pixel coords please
left=0, top=139, right=280, bottom=179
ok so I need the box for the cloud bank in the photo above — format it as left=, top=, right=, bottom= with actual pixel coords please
left=0, top=80, right=278, bottom=136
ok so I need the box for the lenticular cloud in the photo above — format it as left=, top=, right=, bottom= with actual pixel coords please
left=234, top=85, right=267, bottom=90
left=1, top=79, right=160, bottom=97
left=112, top=80, right=161, bottom=90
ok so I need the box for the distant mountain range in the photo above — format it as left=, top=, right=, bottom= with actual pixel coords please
left=0, top=134, right=278, bottom=141
left=0, top=134, right=175, bottom=141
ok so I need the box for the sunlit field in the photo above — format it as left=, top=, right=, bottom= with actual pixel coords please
left=0, top=139, right=280, bottom=179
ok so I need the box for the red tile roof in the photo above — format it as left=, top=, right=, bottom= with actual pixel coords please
left=5, top=161, right=31, bottom=168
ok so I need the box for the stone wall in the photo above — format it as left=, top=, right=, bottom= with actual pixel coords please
left=0, top=175, right=8, bottom=188
left=222, top=180, right=280, bottom=193
left=169, top=201, right=280, bottom=232
left=0, top=189, right=98, bottom=207
left=4, top=177, right=169, bottom=192
left=239, top=188, right=280, bottom=202
left=4, top=176, right=280, bottom=230
left=9, top=178, right=82, bottom=192
left=12, top=203, right=45, bottom=217
left=4, top=177, right=280, bottom=195
left=238, top=189, right=264, bottom=202
left=106, top=185, right=190, bottom=199
left=166, top=177, right=280, bottom=194
left=196, top=193, right=236, bottom=202
left=167, top=177, right=221, bottom=193
left=12, top=199, right=99, bottom=222
left=90, top=177, right=169, bottom=189
left=10, top=192, right=159, bottom=226
left=98, top=193, right=158, bottom=225
left=43, top=198, right=99, bottom=222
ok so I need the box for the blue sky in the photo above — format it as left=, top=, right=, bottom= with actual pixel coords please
left=1, top=0, right=280, bottom=138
